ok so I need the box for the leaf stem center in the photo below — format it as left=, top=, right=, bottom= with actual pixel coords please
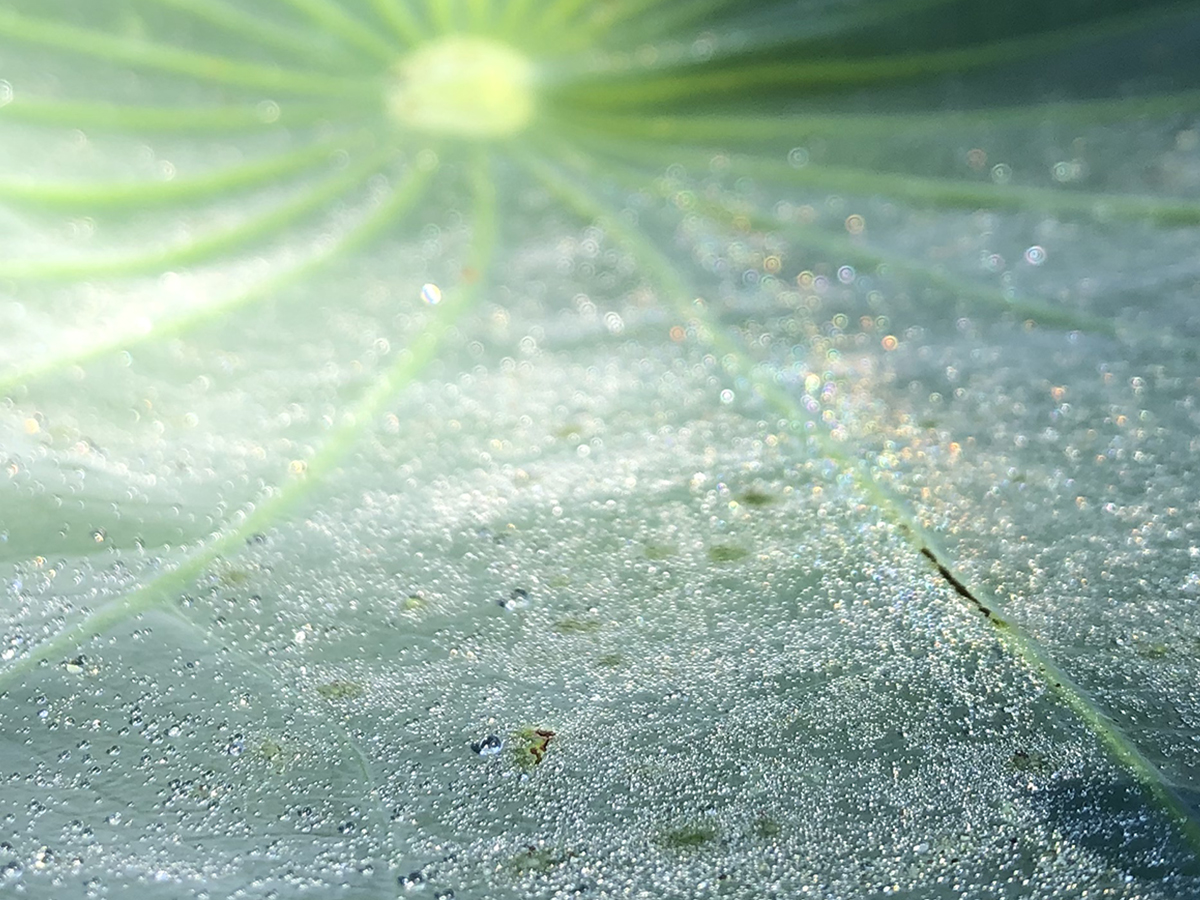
left=385, top=36, right=535, bottom=138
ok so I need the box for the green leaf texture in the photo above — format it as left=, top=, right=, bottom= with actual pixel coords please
left=2, top=1, right=1200, bottom=897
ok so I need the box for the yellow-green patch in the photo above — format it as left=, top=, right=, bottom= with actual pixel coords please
left=554, top=617, right=601, bottom=635
left=738, top=490, right=775, bottom=508
left=643, top=542, right=677, bottom=561
left=218, top=568, right=252, bottom=586
left=1007, top=749, right=1052, bottom=774
left=256, top=737, right=284, bottom=761
left=506, top=845, right=569, bottom=876
left=386, top=36, right=534, bottom=138
left=658, top=820, right=719, bottom=850
left=316, top=680, right=364, bottom=700
left=253, top=737, right=298, bottom=771
left=1137, top=642, right=1169, bottom=660
left=708, top=544, right=749, bottom=563
left=510, top=725, right=556, bottom=770
left=752, top=815, right=783, bottom=839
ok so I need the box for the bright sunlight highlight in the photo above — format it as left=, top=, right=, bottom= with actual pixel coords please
left=386, top=36, right=535, bottom=137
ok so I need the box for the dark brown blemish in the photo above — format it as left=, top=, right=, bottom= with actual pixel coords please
left=919, top=546, right=1002, bottom=624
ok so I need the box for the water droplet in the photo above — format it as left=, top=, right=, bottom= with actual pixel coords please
left=470, top=734, right=503, bottom=756
left=421, top=283, right=442, bottom=305
left=787, top=147, right=809, bottom=168
left=256, top=99, right=281, bottom=123
left=499, top=587, right=530, bottom=611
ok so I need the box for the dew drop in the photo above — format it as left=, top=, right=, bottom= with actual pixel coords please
left=399, top=870, right=426, bottom=888
left=470, top=734, right=503, bottom=756
left=499, top=587, right=530, bottom=611
left=255, top=99, right=281, bottom=123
